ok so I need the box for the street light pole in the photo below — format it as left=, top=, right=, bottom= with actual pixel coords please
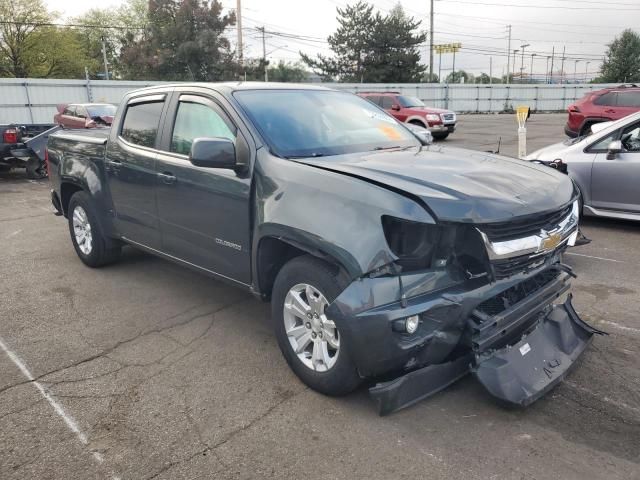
left=585, top=61, right=590, bottom=83
left=520, top=43, right=530, bottom=83
left=574, top=60, right=580, bottom=84
left=429, top=0, right=434, bottom=82
left=546, top=56, right=551, bottom=84
left=512, top=49, right=519, bottom=83
left=530, top=53, right=536, bottom=82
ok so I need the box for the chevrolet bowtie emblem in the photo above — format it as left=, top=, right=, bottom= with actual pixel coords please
left=540, top=231, right=562, bottom=251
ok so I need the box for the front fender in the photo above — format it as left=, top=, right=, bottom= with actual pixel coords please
left=253, top=151, right=435, bottom=281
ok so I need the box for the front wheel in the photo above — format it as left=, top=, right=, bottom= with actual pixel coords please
left=271, top=255, right=361, bottom=396
left=67, top=191, right=121, bottom=268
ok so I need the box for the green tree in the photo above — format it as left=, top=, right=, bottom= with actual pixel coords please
left=0, top=0, right=50, bottom=77
left=446, top=70, right=472, bottom=84
left=268, top=61, right=309, bottom=82
left=27, top=27, right=89, bottom=78
left=301, top=1, right=375, bottom=82
left=600, top=29, right=640, bottom=83
left=301, top=2, right=426, bottom=83
left=119, top=0, right=236, bottom=81
left=365, top=5, right=426, bottom=82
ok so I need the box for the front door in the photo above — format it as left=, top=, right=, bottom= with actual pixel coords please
left=155, top=93, right=252, bottom=284
left=105, top=94, right=167, bottom=249
left=591, top=120, right=640, bottom=213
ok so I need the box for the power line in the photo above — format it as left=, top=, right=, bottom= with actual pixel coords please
left=436, top=0, right=640, bottom=10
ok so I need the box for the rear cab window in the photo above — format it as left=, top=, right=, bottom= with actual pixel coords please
left=120, top=97, right=165, bottom=148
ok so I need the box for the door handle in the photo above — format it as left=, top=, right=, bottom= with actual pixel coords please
left=158, top=172, right=177, bottom=185
left=604, top=108, right=616, bottom=113
left=105, top=159, right=122, bottom=173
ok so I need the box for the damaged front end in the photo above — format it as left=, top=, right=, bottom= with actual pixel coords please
left=326, top=200, right=605, bottom=415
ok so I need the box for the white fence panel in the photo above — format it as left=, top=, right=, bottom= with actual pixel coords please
left=0, top=78, right=624, bottom=125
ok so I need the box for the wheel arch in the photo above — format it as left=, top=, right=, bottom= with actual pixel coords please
left=60, top=181, right=85, bottom=217
left=254, top=233, right=354, bottom=300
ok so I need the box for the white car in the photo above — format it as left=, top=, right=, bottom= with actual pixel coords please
left=526, top=111, right=640, bottom=221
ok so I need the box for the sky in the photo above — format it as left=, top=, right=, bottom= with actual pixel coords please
left=45, top=0, right=640, bottom=81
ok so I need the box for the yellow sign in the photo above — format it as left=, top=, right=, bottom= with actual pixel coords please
left=434, top=43, right=462, bottom=54
left=516, top=105, right=530, bottom=127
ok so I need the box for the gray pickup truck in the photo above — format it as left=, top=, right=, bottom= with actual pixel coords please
left=47, top=83, right=603, bottom=414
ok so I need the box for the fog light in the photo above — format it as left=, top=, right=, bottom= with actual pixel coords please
left=405, top=315, right=419, bottom=334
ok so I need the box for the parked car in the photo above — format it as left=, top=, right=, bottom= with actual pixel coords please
left=0, top=123, right=58, bottom=178
left=47, top=83, right=602, bottom=414
left=565, top=84, right=640, bottom=138
left=358, top=92, right=456, bottom=140
left=529, top=111, right=640, bottom=221
left=54, top=103, right=117, bottom=129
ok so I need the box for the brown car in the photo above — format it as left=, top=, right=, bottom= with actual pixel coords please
left=54, top=103, right=116, bottom=129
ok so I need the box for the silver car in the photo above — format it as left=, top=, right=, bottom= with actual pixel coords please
left=526, top=112, right=640, bottom=221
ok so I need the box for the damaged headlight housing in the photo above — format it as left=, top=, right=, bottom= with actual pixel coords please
left=381, top=216, right=441, bottom=270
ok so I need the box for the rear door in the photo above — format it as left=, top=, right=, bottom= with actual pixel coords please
left=154, top=90, right=252, bottom=284
left=614, top=91, right=640, bottom=119
left=591, top=120, right=640, bottom=212
left=105, top=93, right=168, bottom=249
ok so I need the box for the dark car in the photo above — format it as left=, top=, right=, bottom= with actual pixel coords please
left=54, top=103, right=116, bottom=129
left=565, top=84, right=640, bottom=137
left=358, top=92, right=456, bottom=140
left=46, top=83, right=602, bottom=414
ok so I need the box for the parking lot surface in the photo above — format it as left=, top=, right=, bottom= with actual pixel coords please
left=1, top=113, right=638, bottom=480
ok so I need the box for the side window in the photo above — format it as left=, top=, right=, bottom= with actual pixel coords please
left=121, top=101, right=164, bottom=148
left=63, top=106, right=75, bottom=116
left=594, top=92, right=617, bottom=106
left=75, top=107, right=87, bottom=119
left=380, top=96, right=394, bottom=109
left=616, top=91, right=640, bottom=108
left=588, top=131, right=618, bottom=152
left=621, top=122, right=640, bottom=152
left=170, top=101, right=236, bottom=155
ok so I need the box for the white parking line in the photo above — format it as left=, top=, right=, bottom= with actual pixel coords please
left=598, top=320, right=640, bottom=335
left=0, top=336, right=120, bottom=479
left=566, top=252, right=623, bottom=263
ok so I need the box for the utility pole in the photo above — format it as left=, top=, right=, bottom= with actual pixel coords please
left=560, top=46, right=566, bottom=84
left=512, top=49, right=519, bottom=83
left=550, top=46, right=555, bottom=84
left=506, top=25, right=512, bottom=84
left=520, top=43, right=529, bottom=82
left=452, top=49, right=456, bottom=83
left=237, top=0, right=243, bottom=66
left=429, top=0, right=434, bottom=81
left=438, top=51, right=442, bottom=83
left=259, top=26, right=268, bottom=82
left=545, top=56, right=551, bottom=84
left=101, top=36, right=109, bottom=80
left=574, top=60, right=580, bottom=84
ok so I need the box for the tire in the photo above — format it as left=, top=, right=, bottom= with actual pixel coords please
left=271, top=255, right=361, bottom=396
left=433, top=132, right=449, bottom=141
left=25, top=156, right=47, bottom=179
left=409, top=120, right=427, bottom=129
left=67, top=191, right=121, bottom=268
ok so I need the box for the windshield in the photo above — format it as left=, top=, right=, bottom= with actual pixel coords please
left=234, top=90, right=419, bottom=158
left=86, top=104, right=116, bottom=118
left=397, top=95, right=425, bottom=108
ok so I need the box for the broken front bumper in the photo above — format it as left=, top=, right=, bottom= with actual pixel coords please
left=370, top=292, right=604, bottom=415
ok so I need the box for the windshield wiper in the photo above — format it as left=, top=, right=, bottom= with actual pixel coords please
left=285, top=152, right=325, bottom=159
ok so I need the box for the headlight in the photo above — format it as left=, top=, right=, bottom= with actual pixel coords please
left=425, top=114, right=440, bottom=122
left=382, top=216, right=440, bottom=269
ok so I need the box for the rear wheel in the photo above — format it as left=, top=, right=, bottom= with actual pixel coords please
left=271, top=255, right=361, bottom=396
left=67, top=191, right=121, bottom=267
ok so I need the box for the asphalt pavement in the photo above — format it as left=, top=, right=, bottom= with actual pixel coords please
left=0, top=113, right=638, bottom=480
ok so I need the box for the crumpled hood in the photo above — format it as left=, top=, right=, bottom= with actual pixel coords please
left=300, top=146, right=575, bottom=223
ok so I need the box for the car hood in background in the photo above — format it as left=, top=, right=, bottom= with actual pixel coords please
left=299, top=146, right=574, bottom=224
left=524, top=141, right=578, bottom=162
left=405, top=106, right=453, bottom=115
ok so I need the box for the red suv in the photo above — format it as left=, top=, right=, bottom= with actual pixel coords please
left=565, top=84, right=640, bottom=137
left=358, top=92, right=456, bottom=140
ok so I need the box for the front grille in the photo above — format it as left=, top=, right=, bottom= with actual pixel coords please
left=492, top=251, right=554, bottom=279
left=477, top=269, right=561, bottom=316
left=478, top=204, right=572, bottom=242
left=441, top=113, right=455, bottom=122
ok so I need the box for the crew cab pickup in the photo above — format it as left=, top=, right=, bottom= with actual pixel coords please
left=47, top=83, right=603, bottom=414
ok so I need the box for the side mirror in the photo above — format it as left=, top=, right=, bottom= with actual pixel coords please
left=391, top=104, right=401, bottom=111
left=190, top=137, right=236, bottom=169
left=606, top=140, right=623, bottom=160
